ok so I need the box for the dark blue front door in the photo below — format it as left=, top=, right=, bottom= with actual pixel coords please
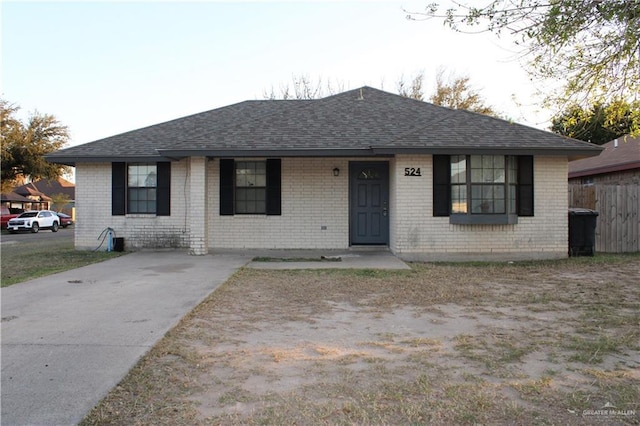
left=349, top=162, right=389, bottom=245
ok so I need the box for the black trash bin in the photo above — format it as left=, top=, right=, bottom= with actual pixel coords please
left=568, top=208, right=599, bottom=256
left=113, top=237, right=125, bottom=252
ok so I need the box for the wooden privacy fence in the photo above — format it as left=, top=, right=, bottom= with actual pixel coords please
left=568, top=184, right=639, bottom=253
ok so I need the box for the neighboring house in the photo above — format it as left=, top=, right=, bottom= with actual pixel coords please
left=1, top=191, right=33, bottom=209
left=569, top=135, right=640, bottom=185
left=12, top=177, right=76, bottom=213
left=568, top=135, right=639, bottom=253
left=46, top=87, right=601, bottom=260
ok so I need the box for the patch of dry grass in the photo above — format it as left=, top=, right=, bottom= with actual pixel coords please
left=81, top=255, right=640, bottom=425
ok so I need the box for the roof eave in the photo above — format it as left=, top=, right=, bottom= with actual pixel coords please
left=47, top=145, right=603, bottom=164
left=371, top=146, right=603, bottom=158
left=569, top=161, right=640, bottom=179
left=45, top=154, right=171, bottom=166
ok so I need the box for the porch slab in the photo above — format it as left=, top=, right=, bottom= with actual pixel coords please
left=211, top=249, right=411, bottom=270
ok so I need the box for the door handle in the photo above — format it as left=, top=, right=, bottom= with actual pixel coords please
left=382, top=208, right=388, bottom=217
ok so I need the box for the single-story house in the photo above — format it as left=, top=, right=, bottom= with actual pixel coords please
left=10, top=177, right=76, bottom=213
left=46, top=87, right=601, bottom=260
left=569, top=135, right=640, bottom=185
left=1, top=191, right=33, bottom=210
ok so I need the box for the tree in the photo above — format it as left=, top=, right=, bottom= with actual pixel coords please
left=429, top=68, right=499, bottom=116
left=397, top=69, right=500, bottom=116
left=407, top=1, right=640, bottom=134
left=396, top=72, right=425, bottom=101
left=268, top=71, right=500, bottom=117
left=551, top=100, right=639, bottom=144
left=50, top=192, right=72, bottom=212
left=263, top=75, right=345, bottom=100
left=1, top=100, right=70, bottom=193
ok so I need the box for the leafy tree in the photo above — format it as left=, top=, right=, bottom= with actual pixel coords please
left=407, top=1, right=640, bottom=134
left=1, top=100, right=70, bottom=193
left=551, top=100, right=639, bottom=144
left=429, top=68, right=499, bottom=116
left=50, top=192, right=72, bottom=212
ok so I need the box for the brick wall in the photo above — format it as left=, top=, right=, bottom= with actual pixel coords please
left=390, top=155, right=569, bottom=261
left=74, top=162, right=190, bottom=250
left=76, top=155, right=569, bottom=259
left=209, top=158, right=350, bottom=249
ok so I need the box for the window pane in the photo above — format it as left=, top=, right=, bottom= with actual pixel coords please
left=508, top=156, right=517, bottom=183
left=450, top=156, right=466, bottom=183
left=129, top=200, right=139, bottom=213
left=234, top=162, right=266, bottom=214
left=471, top=199, right=484, bottom=213
left=451, top=185, right=467, bottom=213
left=509, top=185, right=517, bottom=214
left=358, top=168, right=381, bottom=180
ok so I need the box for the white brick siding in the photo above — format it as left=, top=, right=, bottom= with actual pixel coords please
left=74, top=162, right=190, bottom=251
left=209, top=158, right=350, bottom=249
left=390, top=155, right=568, bottom=261
left=75, top=155, right=569, bottom=260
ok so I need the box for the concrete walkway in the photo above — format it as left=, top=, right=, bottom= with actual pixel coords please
left=228, top=248, right=411, bottom=270
left=1, top=251, right=252, bottom=426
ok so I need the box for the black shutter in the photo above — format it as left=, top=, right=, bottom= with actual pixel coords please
left=433, top=155, right=451, bottom=217
left=112, top=162, right=126, bottom=216
left=517, top=156, right=534, bottom=216
left=220, top=159, right=235, bottom=215
left=156, top=162, right=171, bottom=216
left=266, top=159, right=282, bottom=216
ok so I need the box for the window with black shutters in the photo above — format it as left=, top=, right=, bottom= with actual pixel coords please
left=219, top=159, right=281, bottom=216
left=112, top=162, right=171, bottom=216
left=128, top=163, right=157, bottom=214
left=433, top=155, right=533, bottom=224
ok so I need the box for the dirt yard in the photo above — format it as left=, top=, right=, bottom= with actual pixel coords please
left=82, top=255, right=640, bottom=425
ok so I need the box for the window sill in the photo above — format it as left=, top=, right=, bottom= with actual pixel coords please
left=450, top=213, right=518, bottom=225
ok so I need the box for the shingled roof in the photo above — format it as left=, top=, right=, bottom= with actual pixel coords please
left=569, top=135, right=640, bottom=178
left=47, top=86, right=601, bottom=165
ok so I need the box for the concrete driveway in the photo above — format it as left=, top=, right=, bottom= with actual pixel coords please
left=1, top=251, right=252, bottom=426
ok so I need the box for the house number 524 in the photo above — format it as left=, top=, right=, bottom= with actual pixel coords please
left=404, top=167, right=422, bottom=176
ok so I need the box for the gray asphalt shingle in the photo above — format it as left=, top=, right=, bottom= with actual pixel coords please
left=47, top=86, right=601, bottom=163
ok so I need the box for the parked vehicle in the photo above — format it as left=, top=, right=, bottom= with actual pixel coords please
left=7, top=210, right=60, bottom=233
left=55, top=212, right=73, bottom=228
left=1, top=207, right=23, bottom=229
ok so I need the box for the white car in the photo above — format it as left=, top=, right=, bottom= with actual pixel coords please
left=7, top=210, right=60, bottom=233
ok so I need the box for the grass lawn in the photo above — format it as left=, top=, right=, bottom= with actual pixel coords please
left=81, top=253, right=640, bottom=425
left=1, top=237, right=125, bottom=287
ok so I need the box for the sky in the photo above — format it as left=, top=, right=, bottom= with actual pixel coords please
left=2, top=1, right=555, bottom=148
